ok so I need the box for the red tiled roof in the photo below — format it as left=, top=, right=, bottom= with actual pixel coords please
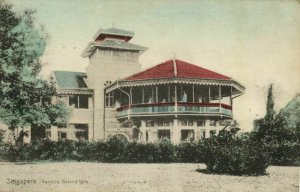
left=125, top=59, right=231, bottom=81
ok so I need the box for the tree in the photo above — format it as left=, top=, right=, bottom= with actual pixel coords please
left=0, top=1, right=69, bottom=143
left=252, top=85, right=299, bottom=165
left=255, top=84, right=276, bottom=138
left=264, top=84, right=276, bottom=124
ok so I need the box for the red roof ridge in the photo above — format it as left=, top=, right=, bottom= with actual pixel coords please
left=123, top=58, right=174, bottom=80
left=173, top=58, right=177, bottom=77
left=125, top=58, right=231, bottom=81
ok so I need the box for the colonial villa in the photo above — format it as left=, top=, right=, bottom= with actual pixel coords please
left=47, top=27, right=245, bottom=143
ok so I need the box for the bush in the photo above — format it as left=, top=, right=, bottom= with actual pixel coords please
left=201, top=133, right=271, bottom=176
left=271, top=141, right=300, bottom=166
left=176, top=141, right=206, bottom=163
left=157, top=138, right=176, bottom=162
left=101, top=136, right=129, bottom=163
left=127, top=141, right=160, bottom=163
left=0, top=132, right=280, bottom=176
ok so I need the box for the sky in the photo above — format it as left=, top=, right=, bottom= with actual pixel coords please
left=7, top=0, right=300, bottom=131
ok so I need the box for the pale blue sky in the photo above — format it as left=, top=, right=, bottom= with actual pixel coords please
left=8, top=0, right=300, bottom=131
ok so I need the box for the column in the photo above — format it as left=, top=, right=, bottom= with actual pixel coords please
left=130, top=87, right=132, bottom=105
left=219, top=86, right=221, bottom=113
left=88, top=123, right=93, bottom=141
left=172, top=119, right=181, bottom=143
left=140, top=120, right=147, bottom=142
left=192, top=84, right=195, bottom=103
left=208, top=86, right=211, bottom=102
left=230, top=86, right=233, bottom=118
left=51, top=126, right=58, bottom=141
left=142, top=87, right=144, bottom=103
left=156, top=86, right=158, bottom=103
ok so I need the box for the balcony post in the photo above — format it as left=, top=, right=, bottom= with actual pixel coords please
left=230, top=86, right=233, bottom=106
left=156, top=86, right=158, bottom=103
left=142, top=87, right=144, bottom=103
left=130, top=87, right=132, bottom=105
left=230, top=86, right=233, bottom=118
left=168, top=85, right=170, bottom=102
left=151, top=86, right=154, bottom=101
left=219, top=86, right=221, bottom=113
left=174, top=84, right=178, bottom=113
left=208, top=86, right=211, bottom=102
left=192, top=84, right=195, bottom=103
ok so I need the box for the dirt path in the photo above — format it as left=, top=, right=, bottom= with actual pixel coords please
left=0, top=162, right=298, bottom=192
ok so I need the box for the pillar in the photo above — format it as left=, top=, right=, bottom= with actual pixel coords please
left=172, top=119, right=181, bottom=143
left=51, top=126, right=58, bottom=141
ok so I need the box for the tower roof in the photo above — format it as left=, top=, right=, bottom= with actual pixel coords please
left=93, top=27, right=134, bottom=40
left=125, top=59, right=232, bottom=81
left=81, top=27, right=147, bottom=58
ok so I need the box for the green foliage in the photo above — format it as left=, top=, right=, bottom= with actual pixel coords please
left=176, top=141, right=203, bottom=163
left=271, top=141, right=300, bottom=166
left=264, top=84, right=276, bottom=124
left=0, top=137, right=177, bottom=163
left=157, top=137, right=176, bottom=162
left=0, top=1, right=70, bottom=138
left=201, top=132, right=271, bottom=176
left=253, top=85, right=299, bottom=166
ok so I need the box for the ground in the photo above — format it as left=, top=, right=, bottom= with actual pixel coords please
left=0, top=162, right=298, bottom=192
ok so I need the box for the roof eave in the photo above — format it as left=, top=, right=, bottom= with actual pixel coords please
left=92, top=28, right=134, bottom=40
left=56, top=88, right=93, bottom=95
left=105, top=77, right=245, bottom=95
left=81, top=43, right=148, bottom=58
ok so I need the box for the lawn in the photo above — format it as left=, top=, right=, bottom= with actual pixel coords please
left=0, top=162, right=298, bottom=192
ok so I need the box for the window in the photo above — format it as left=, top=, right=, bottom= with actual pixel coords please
left=181, top=130, right=194, bottom=141
left=157, top=120, right=163, bottom=126
left=74, top=124, right=88, bottom=130
left=164, top=120, right=170, bottom=126
left=210, top=130, right=217, bottom=137
left=58, top=132, right=67, bottom=140
left=146, top=120, right=154, bottom=127
left=158, top=130, right=170, bottom=139
left=181, top=120, right=193, bottom=126
left=76, top=131, right=88, bottom=140
left=197, top=120, right=205, bottom=127
left=112, top=50, right=124, bottom=61
left=209, top=120, right=217, bottom=127
left=181, top=120, right=187, bottom=126
left=105, top=92, right=115, bottom=108
left=57, top=124, right=67, bottom=129
left=46, top=131, right=51, bottom=139
left=200, top=130, right=206, bottom=139
left=219, top=120, right=229, bottom=126
left=69, top=95, right=88, bottom=109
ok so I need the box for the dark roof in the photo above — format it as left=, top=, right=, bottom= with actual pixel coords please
left=94, top=39, right=147, bottom=51
left=126, top=59, right=231, bottom=81
left=98, top=28, right=134, bottom=37
left=53, top=71, right=88, bottom=89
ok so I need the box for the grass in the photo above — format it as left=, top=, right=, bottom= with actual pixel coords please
left=0, top=162, right=298, bottom=192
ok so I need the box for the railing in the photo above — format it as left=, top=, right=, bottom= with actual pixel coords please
left=116, top=102, right=232, bottom=118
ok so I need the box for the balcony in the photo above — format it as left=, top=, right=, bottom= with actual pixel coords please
left=116, top=102, right=232, bottom=118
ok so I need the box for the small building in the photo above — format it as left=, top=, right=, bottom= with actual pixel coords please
left=48, top=27, right=245, bottom=142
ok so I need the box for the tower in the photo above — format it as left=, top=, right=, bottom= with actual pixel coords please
left=81, top=27, right=147, bottom=139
